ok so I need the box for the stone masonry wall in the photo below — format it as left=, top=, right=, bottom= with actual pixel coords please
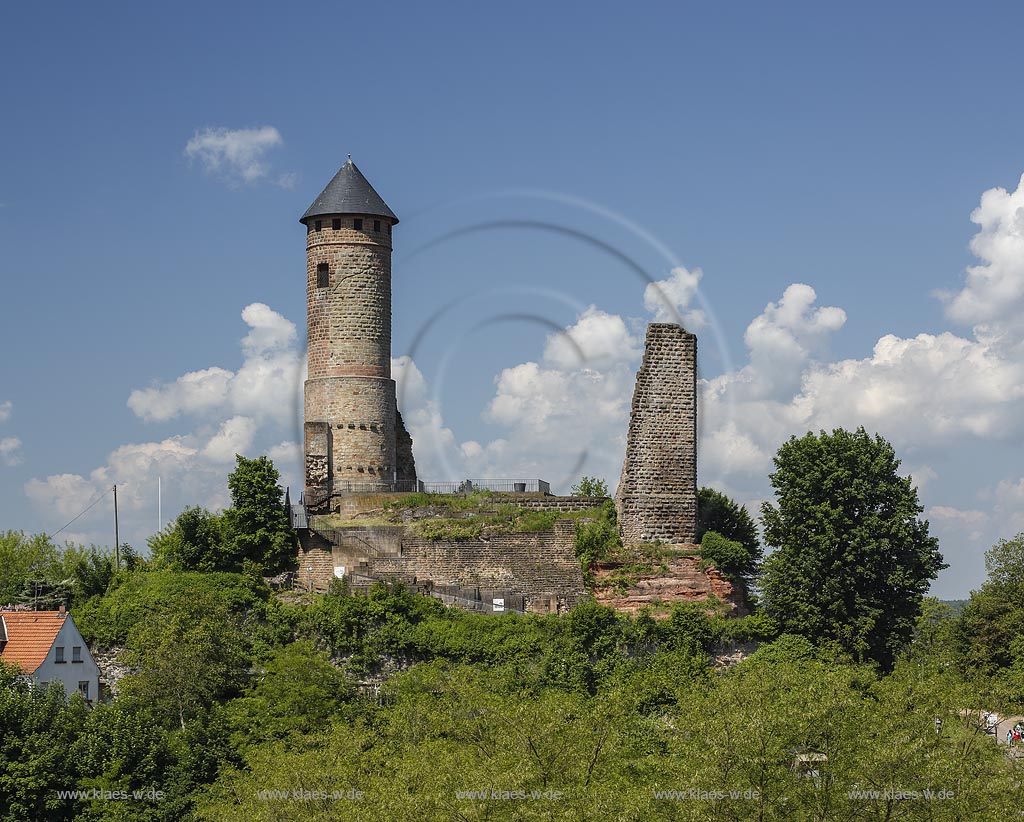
left=303, top=211, right=415, bottom=496
left=373, top=520, right=584, bottom=612
left=305, top=376, right=397, bottom=489
left=298, top=520, right=585, bottom=612
left=395, top=411, right=417, bottom=485
left=616, top=323, right=697, bottom=544
left=297, top=530, right=335, bottom=591
left=306, top=215, right=392, bottom=379
left=511, top=496, right=608, bottom=512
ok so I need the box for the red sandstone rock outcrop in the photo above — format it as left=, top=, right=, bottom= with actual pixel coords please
left=592, top=549, right=746, bottom=617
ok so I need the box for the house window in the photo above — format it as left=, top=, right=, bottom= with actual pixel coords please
left=353, top=218, right=363, bottom=231
left=315, top=220, right=322, bottom=232
left=317, top=263, right=329, bottom=289
left=55, top=646, right=65, bottom=664
left=78, top=681, right=90, bottom=700
left=374, top=220, right=381, bottom=232
left=72, top=646, right=82, bottom=663
left=332, top=218, right=341, bottom=230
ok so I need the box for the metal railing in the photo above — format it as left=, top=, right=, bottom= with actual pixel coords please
left=421, top=479, right=551, bottom=495
left=297, top=478, right=552, bottom=499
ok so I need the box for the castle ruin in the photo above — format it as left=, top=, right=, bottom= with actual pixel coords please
left=300, top=158, right=417, bottom=509
left=293, top=159, right=725, bottom=614
left=616, top=323, right=698, bottom=544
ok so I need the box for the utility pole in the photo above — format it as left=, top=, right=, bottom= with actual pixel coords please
left=113, top=484, right=120, bottom=571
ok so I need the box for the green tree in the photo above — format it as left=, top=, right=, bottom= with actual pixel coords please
left=572, top=500, right=620, bottom=572
left=225, top=641, right=353, bottom=744
left=223, top=455, right=296, bottom=574
left=148, top=506, right=230, bottom=572
left=696, top=487, right=760, bottom=552
left=570, top=476, right=609, bottom=497
left=982, top=531, right=1024, bottom=594
left=0, top=531, right=63, bottom=604
left=0, top=661, right=88, bottom=822
left=956, top=532, right=1024, bottom=678
left=119, top=596, right=249, bottom=730
left=759, top=427, right=945, bottom=669
left=60, top=545, right=114, bottom=601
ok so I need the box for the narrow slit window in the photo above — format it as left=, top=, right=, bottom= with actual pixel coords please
left=314, top=220, right=322, bottom=232
left=332, top=218, right=341, bottom=230
left=374, top=220, right=381, bottom=232
left=353, top=218, right=363, bottom=231
left=317, top=263, right=329, bottom=289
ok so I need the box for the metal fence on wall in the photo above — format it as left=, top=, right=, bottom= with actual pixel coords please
left=324, top=479, right=552, bottom=495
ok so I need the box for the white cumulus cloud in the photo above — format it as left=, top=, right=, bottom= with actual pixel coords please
left=127, top=303, right=302, bottom=426
left=542, top=306, right=641, bottom=369
left=941, top=172, right=1024, bottom=335
left=643, top=265, right=708, bottom=329
left=184, top=126, right=291, bottom=186
left=28, top=303, right=304, bottom=548
left=201, top=416, right=258, bottom=464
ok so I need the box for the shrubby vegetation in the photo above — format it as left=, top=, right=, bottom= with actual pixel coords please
left=2, top=436, right=1023, bottom=820
left=3, top=552, right=1023, bottom=820
left=148, top=455, right=295, bottom=575
left=570, top=476, right=609, bottom=497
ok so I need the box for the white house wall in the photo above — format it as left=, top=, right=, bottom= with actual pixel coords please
left=34, top=616, right=101, bottom=703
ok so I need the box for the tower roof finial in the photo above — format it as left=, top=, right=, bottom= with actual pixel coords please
left=300, top=157, right=398, bottom=225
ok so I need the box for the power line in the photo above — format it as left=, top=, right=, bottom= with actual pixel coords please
left=49, top=487, right=114, bottom=540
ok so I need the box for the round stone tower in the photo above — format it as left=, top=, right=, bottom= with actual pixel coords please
left=300, top=157, right=416, bottom=504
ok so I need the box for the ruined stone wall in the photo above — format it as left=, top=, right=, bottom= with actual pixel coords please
left=395, top=411, right=417, bottom=485
left=297, top=520, right=585, bottom=611
left=616, top=323, right=697, bottom=544
left=510, top=496, right=608, bottom=512
left=373, top=520, right=584, bottom=612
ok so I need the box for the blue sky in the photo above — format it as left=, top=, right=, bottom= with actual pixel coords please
left=2, top=1, right=1024, bottom=597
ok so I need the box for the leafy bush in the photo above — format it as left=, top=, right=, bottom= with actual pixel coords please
left=717, top=612, right=781, bottom=644
left=573, top=500, right=621, bottom=571
left=696, top=487, right=760, bottom=553
left=514, top=510, right=559, bottom=532
left=72, top=569, right=293, bottom=653
left=699, top=530, right=759, bottom=585
left=570, top=476, right=609, bottom=497
left=414, top=519, right=484, bottom=541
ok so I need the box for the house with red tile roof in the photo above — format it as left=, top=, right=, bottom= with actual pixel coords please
left=0, top=608, right=100, bottom=703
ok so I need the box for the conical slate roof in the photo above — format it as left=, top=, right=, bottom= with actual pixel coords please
left=300, top=157, right=398, bottom=224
